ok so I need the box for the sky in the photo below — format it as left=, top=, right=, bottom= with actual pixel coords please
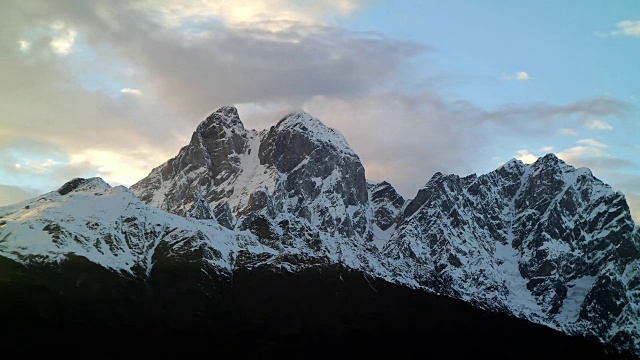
left=0, top=0, right=639, bottom=221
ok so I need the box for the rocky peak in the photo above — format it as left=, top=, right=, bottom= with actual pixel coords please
left=191, top=105, right=247, bottom=165
left=130, top=105, right=251, bottom=216
left=265, top=112, right=357, bottom=159
left=196, top=105, right=245, bottom=134
left=368, top=180, right=406, bottom=233
left=533, top=152, right=564, bottom=168
left=400, top=172, right=463, bottom=223
left=384, top=154, right=640, bottom=352
left=5, top=139, right=640, bottom=355
left=132, top=106, right=370, bottom=240
left=58, top=177, right=111, bottom=196
left=256, top=111, right=369, bottom=239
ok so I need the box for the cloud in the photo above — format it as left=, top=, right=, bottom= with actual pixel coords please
left=577, top=138, right=607, bottom=148
left=486, top=97, right=628, bottom=126
left=18, top=40, right=31, bottom=52
left=302, top=93, right=481, bottom=195
left=0, top=0, right=426, bottom=191
left=67, top=148, right=167, bottom=186
left=555, top=139, right=636, bottom=173
left=0, top=0, right=637, bottom=221
left=610, top=19, right=640, bottom=37
left=559, top=128, right=578, bottom=136
left=539, top=146, right=554, bottom=153
left=584, top=119, right=613, bottom=130
left=121, top=88, right=142, bottom=96
left=502, top=71, right=529, bottom=81
left=514, top=149, right=538, bottom=164
left=133, top=0, right=362, bottom=29
left=125, top=23, right=427, bottom=115
left=49, top=21, right=77, bottom=55
left=509, top=137, right=636, bottom=179
left=19, top=1, right=426, bottom=119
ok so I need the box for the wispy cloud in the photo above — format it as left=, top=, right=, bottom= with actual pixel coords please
left=510, top=137, right=634, bottom=176
left=49, top=21, right=77, bottom=55
left=559, top=128, right=578, bottom=136
left=502, top=71, right=530, bottom=81
left=584, top=119, right=613, bottom=130
left=514, top=149, right=538, bottom=164
left=0, top=0, right=426, bottom=195
left=18, top=39, right=30, bottom=52
left=0, top=0, right=637, bottom=222
left=121, top=88, right=142, bottom=96
left=577, top=138, right=607, bottom=148
left=133, top=0, right=362, bottom=30
left=610, top=19, right=640, bottom=37
left=472, top=97, right=629, bottom=136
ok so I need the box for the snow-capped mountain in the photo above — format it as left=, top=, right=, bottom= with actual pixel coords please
left=131, top=106, right=370, bottom=242
left=383, top=154, right=640, bottom=351
left=0, top=177, right=256, bottom=277
left=1, top=106, right=638, bottom=356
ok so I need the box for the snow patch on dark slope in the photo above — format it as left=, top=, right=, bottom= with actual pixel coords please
left=0, top=105, right=638, bottom=356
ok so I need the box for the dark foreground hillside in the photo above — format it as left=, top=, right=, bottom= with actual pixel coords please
left=0, top=255, right=633, bottom=358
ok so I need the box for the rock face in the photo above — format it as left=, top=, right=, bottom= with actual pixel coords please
left=131, top=105, right=249, bottom=219
left=2, top=106, right=639, bottom=356
left=367, top=181, right=406, bottom=250
left=368, top=181, right=405, bottom=231
left=186, top=192, right=214, bottom=220
left=131, top=108, right=371, bottom=243
left=257, top=113, right=369, bottom=239
left=383, top=154, right=640, bottom=351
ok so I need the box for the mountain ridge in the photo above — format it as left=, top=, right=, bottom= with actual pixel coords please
left=1, top=105, right=638, bottom=356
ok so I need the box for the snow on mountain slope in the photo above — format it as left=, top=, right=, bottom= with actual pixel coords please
left=264, top=111, right=357, bottom=158
left=131, top=106, right=373, bottom=254
left=383, top=154, right=640, bottom=352
left=0, top=176, right=393, bottom=283
left=0, top=177, right=272, bottom=276
left=367, top=181, right=406, bottom=250
left=2, top=106, right=638, bottom=355
left=130, top=107, right=639, bottom=354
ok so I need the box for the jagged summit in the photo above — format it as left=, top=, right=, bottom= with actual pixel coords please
left=57, top=177, right=111, bottom=195
left=270, top=111, right=357, bottom=157
left=3, top=104, right=638, bottom=355
left=196, top=105, right=245, bottom=133
left=131, top=105, right=370, bottom=240
left=536, top=152, right=563, bottom=164
left=499, top=158, right=525, bottom=171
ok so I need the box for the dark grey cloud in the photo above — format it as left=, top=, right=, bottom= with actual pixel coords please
left=8, top=0, right=428, bottom=118
left=0, top=0, right=428, bottom=182
left=1, top=0, right=638, bottom=220
left=473, top=97, right=631, bottom=134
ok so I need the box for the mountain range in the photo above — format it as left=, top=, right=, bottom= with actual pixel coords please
left=1, top=106, right=638, bottom=357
